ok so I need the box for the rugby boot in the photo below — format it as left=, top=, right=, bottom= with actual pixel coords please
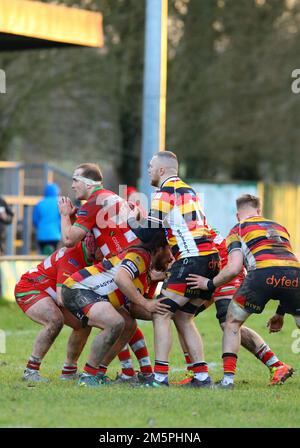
left=112, top=373, right=140, bottom=385
left=143, top=374, right=169, bottom=388
left=78, top=373, right=100, bottom=387
left=137, top=372, right=156, bottom=384
left=182, top=376, right=212, bottom=388
left=22, top=368, right=49, bottom=383
left=131, top=374, right=169, bottom=388
left=212, top=380, right=234, bottom=390
left=269, top=364, right=294, bottom=386
left=95, top=373, right=112, bottom=385
left=60, top=373, right=79, bottom=381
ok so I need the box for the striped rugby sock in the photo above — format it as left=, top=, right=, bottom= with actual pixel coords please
left=255, top=344, right=283, bottom=369
left=61, top=363, right=77, bottom=376
left=154, top=360, right=169, bottom=382
left=129, top=327, right=153, bottom=377
left=26, top=355, right=41, bottom=371
left=118, top=345, right=135, bottom=377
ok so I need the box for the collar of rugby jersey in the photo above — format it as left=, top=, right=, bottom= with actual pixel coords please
left=91, top=186, right=104, bottom=193
left=160, top=176, right=180, bottom=189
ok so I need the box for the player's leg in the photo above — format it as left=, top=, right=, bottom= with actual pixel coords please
left=60, top=307, right=92, bottom=380
left=117, top=344, right=136, bottom=380
left=216, top=297, right=289, bottom=384
left=81, top=302, right=125, bottom=382
left=150, top=255, right=218, bottom=388
left=174, top=298, right=214, bottom=385
left=150, top=285, right=196, bottom=387
left=173, top=302, right=212, bottom=388
left=22, top=296, right=64, bottom=382
left=129, top=327, right=153, bottom=379
left=100, top=308, right=137, bottom=382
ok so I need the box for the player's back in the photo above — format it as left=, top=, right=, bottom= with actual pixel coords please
left=64, top=247, right=151, bottom=309
left=75, top=187, right=139, bottom=259
left=227, top=216, right=300, bottom=271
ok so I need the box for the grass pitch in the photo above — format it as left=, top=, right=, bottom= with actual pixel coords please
left=0, top=298, right=300, bottom=428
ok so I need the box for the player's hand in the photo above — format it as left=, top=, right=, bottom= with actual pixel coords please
left=58, top=196, right=76, bottom=216
left=145, top=298, right=170, bottom=315
left=267, top=314, right=284, bottom=333
left=150, top=269, right=167, bottom=282
left=186, top=274, right=209, bottom=290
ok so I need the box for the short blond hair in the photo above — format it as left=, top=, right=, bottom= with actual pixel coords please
left=153, top=151, right=178, bottom=171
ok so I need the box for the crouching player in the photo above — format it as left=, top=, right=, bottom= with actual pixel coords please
left=15, top=235, right=97, bottom=382
left=178, top=228, right=289, bottom=386
left=61, top=232, right=172, bottom=387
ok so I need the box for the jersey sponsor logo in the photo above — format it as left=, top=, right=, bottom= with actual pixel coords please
left=208, top=259, right=221, bottom=270
left=68, top=258, right=79, bottom=268
left=245, top=302, right=262, bottom=312
left=112, top=235, right=122, bottom=253
left=77, top=210, right=88, bottom=216
left=94, top=278, right=115, bottom=289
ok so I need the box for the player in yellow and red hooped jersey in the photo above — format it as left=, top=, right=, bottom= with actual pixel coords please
left=61, top=231, right=172, bottom=387
left=128, top=151, right=220, bottom=388
left=14, top=234, right=98, bottom=382
left=187, top=194, right=300, bottom=388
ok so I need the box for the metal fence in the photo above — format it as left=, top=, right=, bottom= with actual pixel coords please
left=0, top=162, right=72, bottom=255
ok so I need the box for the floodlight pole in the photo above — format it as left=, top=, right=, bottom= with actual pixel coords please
left=140, top=0, right=168, bottom=200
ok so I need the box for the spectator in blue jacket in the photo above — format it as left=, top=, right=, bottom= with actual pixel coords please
left=33, top=183, right=61, bottom=255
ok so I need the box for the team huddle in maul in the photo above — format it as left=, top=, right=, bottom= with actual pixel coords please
left=14, top=151, right=300, bottom=389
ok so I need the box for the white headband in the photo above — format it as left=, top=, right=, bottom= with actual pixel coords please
left=73, top=175, right=102, bottom=187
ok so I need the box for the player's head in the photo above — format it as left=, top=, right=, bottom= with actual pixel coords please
left=148, top=151, right=178, bottom=187
left=236, top=194, right=262, bottom=221
left=141, top=230, right=172, bottom=271
left=72, top=163, right=103, bottom=200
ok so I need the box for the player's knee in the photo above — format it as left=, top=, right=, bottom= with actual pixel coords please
left=157, top=293, right=180, bottom=314
left=110, top=315, right=125, bottom=338
left=47, top=314, right=64, bottom=336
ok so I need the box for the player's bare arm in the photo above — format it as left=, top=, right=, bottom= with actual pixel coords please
left=114, top=268, right=170, bottom=315
left=186, top=250, right=244, bottom=290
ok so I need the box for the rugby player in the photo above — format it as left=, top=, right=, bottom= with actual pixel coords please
left=176, top=228, right=288, bottom=386
left=128, top=151, right=220, bottom=387
left=59, top=163, right=154, bottom=383
left=61, top=231, right=171, bottom=387
left=187, top=194, right=299, bottom=389
left=15, top=234, right=97, bottom=382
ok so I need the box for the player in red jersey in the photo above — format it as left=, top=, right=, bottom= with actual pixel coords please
left=58, top=163, right=139, bottom=258
left=187, top=194, right=300, bottom=389
left=176, top=228, right=288, bottom=386
left=61, top=231, right=171, bottom=387
left=15, top=234, right=97, bottom=382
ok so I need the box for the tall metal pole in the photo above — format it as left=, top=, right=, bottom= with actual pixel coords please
left=140, top=0, right=168, bottom=200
